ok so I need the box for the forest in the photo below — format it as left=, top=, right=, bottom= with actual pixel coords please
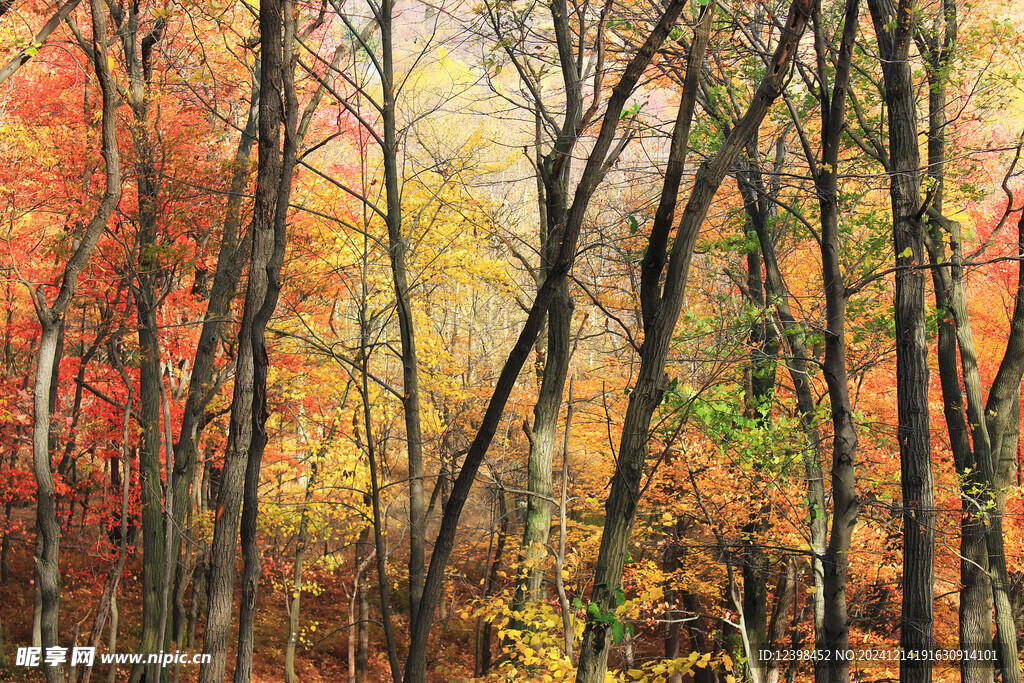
left=1, top=0, right=1024, bottom=681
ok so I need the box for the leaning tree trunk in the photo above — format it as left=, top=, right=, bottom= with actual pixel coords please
left=198, top=2, right=289, bottom=680
left=401, top=4, right=690, bottom=678
left=166, top=73, right=258, bottom=642
left=575, top=2, right=811, bottom=679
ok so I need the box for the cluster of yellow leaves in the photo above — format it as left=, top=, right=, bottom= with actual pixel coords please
left=621, top=652, right=735, bottom=683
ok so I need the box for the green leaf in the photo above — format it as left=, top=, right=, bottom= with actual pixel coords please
left=611, top=620, right=625, bottom=644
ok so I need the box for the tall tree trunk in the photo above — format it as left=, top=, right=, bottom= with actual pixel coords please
left=284, top=462, right=317, bottom=683
left=866, top=4, right=934, bottom=682
left=743, top=153, right=827, bottom=683
left=235, top=1, right=297, bottom=679
left=166, top=72, right=258, bottom=643
left=511, top=0, right=587, bottom=617
left=355, top=527, right=371, bottom=682
left=77, top=380, right=133, bottom=683
left=575, top=3, right=810, bottom=679
left=916, top=5, right=1003, bottom=680
left=199, top=2, right=291, bottom=679
left=983, top=217, right=1024, bottom=682
left=401, top=4, right=689, bottom=678
left=924, top=194, right=1024, bottom=683
left=806, top=3, right=862, bottom=683
left=114, top=9, right=169, bottom=678
left=376, top=0, right=427, bottom=624
left=738, top=150, right=779, bottom=683
left=28, top=2, right=120, bottom=679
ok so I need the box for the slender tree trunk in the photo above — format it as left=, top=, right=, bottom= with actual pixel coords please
left=235, top=2, right=297, bottom=679
left=284, top=462, right=317, bottom=683
left=554, top=380, right=575, bottom=663
left=376, top=0, right=427, bottom=624
left=739, top=184, right=777, bottom=683
left=744, top=158, right=827, bottom=683
left=77, top=381, right=133, bottom=683
left=983, top=217, right=1024, bottom=682
left=575, top=2, right=810, bottom=679
left=106, top=595, right=118, bottom=683
left=31, top=322, right=66, bottom=683
left=166, top=73, right=258, bottom=644
left=198, top=2, right=289, bottom=678
left=401, top=4, right=689, bottom=678
left=511, top=0, right=585, bottom=617
left=477, top=486, right=509, bottom=675
left=806, top=4, right=862, bottom=683
left=917, top=5, right=1002, bottom=680
left=355, top=529, right=371, bottom=682
left=765, top=559, right=797, bottom=683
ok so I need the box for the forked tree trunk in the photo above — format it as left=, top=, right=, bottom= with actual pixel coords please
left=198, top=2, right=290, bottom=679
left=401, top=4, right=690, bottom=678
left=866, top=4, right=935, bottom=682
left=28, top=2, right=120, bottom=680
left=511, top=0, right=589, bottom=617
left=917, top=5, right=1000, bottom=681
left=574, top=2, right=811, bottom=679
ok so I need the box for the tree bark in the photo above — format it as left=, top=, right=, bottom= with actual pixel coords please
left=28, top=2, right=120, bottom=679
left=575, top=2, right=810, bottom=679
left=199, top=2, right=290, bottom=679
left=234, top=1, right=297, bottom=679
left=166, top=73, right=258, bottom=643
left=916, top=5, right=1004, bottom=680
left=401, top=4, right=689, bottom=678
left=805, top=4, right=862, bottom=683
left=375, top=0, right=428, bottom=625
left=866, top=3, right=934, bottom=682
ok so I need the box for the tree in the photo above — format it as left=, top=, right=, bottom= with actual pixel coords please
left=24, top=1, right=120, bottom=680
left=865, top=3, right=934, bottom=682
left=573, top=1, right=814, bottom=680
left=402, top=3, right=692, bottom=679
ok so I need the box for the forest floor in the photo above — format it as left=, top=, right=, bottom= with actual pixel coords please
left=0, top=529, right=386, bottom=682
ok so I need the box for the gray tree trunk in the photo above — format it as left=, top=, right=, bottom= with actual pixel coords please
left=28, top=2, right=120, bottom=679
